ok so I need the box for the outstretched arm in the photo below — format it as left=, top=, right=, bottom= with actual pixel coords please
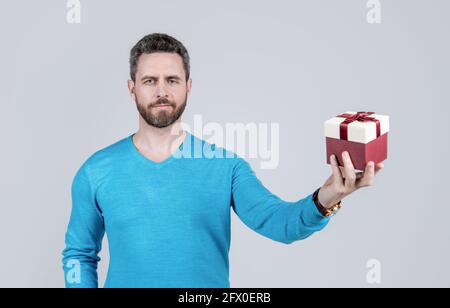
left=231, top=158, right=330, bottom=244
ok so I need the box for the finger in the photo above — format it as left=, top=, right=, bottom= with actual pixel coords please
left=374, top=162, right=384, bottom=175
left=355, top=171, right=364, bottom=180
left=357, top=161, right=375, bottom=188
left=342, top=151, right=356, bottom=189
left=330, top=154, right=344, bottom=186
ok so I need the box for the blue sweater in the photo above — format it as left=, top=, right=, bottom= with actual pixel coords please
left=62, top=131, right=330, bottom=288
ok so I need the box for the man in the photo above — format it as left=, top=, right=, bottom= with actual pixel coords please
left=62, top=33, right=384, bottom=288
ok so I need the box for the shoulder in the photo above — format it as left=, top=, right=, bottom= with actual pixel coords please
left=74, top=135, right=132, bottom=182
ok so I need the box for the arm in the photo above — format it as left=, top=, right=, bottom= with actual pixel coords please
left=62, top=163, right=105, bottom=288
left=231, top=158, right=330, bottom=245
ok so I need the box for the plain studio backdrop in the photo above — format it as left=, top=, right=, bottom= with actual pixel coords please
left=0, top=0, right=449, bottom=288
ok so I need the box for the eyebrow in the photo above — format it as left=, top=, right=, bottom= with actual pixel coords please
left=140, top=75, right=183, bottom=81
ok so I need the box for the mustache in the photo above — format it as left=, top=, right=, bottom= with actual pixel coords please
left=149, top=98, right=175, bottom=108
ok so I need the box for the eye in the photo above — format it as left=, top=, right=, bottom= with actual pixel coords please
left=144, top=79, right=154, bottom=84
left=169, top=79, right=177, bottom=84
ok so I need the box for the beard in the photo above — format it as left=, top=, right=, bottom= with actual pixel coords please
left=135, top=94, right=187, bottom=128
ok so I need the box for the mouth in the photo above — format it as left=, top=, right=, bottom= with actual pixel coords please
left=152, top=104, right=172, bottom=108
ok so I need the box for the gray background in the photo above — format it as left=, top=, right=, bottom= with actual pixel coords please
left=0, top=0, right=449, bottom=287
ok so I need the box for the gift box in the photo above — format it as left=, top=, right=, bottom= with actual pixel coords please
left=324, top=111, right=389, bottom=171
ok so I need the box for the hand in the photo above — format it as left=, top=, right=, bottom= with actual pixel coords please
left=318, top=151, right=384, bottom=209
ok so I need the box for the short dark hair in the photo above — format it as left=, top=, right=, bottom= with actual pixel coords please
left=129, top=33, right=190, bottom=82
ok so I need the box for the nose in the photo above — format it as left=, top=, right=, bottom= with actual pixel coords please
left=156, top=83, right=169, bottom=98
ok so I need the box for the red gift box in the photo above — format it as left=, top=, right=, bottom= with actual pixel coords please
left=324, top=111, right=389, bottom=171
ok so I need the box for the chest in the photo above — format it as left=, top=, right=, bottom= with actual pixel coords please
left=94, top=164, right=232, bottom=231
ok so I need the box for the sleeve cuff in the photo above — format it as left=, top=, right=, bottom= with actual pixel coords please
left=302, top=192, right=331, bottom=226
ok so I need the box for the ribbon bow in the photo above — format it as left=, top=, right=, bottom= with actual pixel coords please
left=337, top=111, right=381, bottom=141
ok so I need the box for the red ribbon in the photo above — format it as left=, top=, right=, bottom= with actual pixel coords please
left=337, top=111, right=381, bottom=141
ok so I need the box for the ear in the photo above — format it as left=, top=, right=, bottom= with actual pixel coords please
left=186, top=78, right=192, bottom=95
left=128, top=79, right=136, bottom=100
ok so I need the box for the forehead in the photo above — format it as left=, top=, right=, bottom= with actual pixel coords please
left=136, top=52, right=184, bottom=76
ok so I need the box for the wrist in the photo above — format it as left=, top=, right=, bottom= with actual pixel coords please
left=313, top=187, right=342, bottom=217
left=318, top=187, right=342, bottom=209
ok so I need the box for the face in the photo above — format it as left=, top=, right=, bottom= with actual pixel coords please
left=128, top=52, right=192, bottom=128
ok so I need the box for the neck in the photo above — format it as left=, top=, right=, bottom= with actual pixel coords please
left=133, top=118, right=186, bottom=154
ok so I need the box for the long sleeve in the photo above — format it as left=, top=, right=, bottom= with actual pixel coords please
left=231, top=158, right=330, bottom=244
left=62, top=163, right=105, bottom=288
